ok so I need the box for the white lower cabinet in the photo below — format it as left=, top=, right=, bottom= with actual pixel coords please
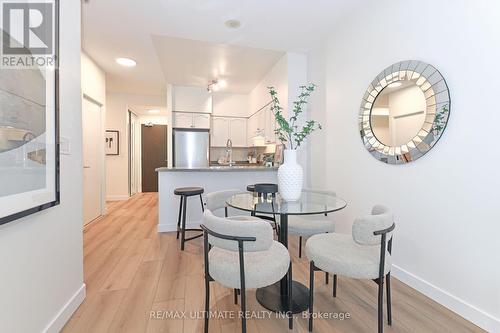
left=211, top=117, right=247, bottom=147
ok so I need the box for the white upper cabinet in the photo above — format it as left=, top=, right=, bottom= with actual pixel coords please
left=173, top=86, right=212, bottom=113
left=174, top=112, right=211, bottom=129
left=173, top=112, right=194, bottom=128
left=211, top=117, right=230, bottom=147
left=211, top=117, right=247, bottom=147
left=193, top=113, right=210, bottom=129
left=229, top=118, right=247, bottom=147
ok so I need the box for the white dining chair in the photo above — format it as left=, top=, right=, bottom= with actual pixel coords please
left=306, top=205, right=395, bottom=333
left=201, top=209, right=292, bottom=333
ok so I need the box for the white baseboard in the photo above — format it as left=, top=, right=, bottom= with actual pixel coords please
left=43, top=283, right=86, bottom=333
left=106, top=195, right=129, bottom=201
left=392, top=265, right=499, bottom=332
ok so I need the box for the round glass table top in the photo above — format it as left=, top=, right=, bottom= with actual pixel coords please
left=226, top=191, right=347, bottom=216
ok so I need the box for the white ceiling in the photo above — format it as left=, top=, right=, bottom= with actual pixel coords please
left=129, top=105, right=168, bottom=116
left=82, top=0, right=362, bottom=95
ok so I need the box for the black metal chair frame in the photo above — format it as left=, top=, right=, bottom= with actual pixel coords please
left=250, top=183, right=280, bottom=236
left=201, top=224, right=293, bottom=333
left=308, top=222, right=395, bottom=333
left=176, top=193, right=205, bottom=250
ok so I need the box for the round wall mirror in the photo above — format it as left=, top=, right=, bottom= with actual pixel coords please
left=359, top=60, right=450, bottom=164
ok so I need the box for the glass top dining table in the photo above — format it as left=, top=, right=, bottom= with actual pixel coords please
left=226, top=190, right=347, bottom=314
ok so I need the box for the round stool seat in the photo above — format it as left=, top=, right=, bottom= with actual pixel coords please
left=174, top=187, right=204, bottom=196
left=246, top=184, right=255, bottom=192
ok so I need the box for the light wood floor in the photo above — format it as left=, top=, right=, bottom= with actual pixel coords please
left=62, top=193, right=483, bottom=333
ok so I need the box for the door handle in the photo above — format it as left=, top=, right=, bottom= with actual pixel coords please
left=83, top=166, right=91, bottom=169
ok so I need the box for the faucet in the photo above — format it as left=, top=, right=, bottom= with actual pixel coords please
left=226, top=139, right=234, bottom=166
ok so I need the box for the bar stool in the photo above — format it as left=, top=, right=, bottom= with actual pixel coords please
left=248, top=183, right=279, bottom=236
left=174, top=186, right=204, bottom=250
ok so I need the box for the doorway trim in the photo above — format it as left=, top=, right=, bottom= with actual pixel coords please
left=83, top=94, right=106, bottom=220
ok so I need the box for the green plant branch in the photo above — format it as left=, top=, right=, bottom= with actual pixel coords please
left=268, top=84, right=321, bottom=150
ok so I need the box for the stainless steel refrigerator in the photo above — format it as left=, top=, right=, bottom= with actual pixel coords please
left=173, top=129, right=210, bottom=168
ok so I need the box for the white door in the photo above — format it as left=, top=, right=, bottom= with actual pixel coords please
left=173, top=112, right=194, bottom=128
left=211, top=117, right=230, bottom=147
left=82, top=98, right=102, bottom=225
left=230, top=118, right=247, bottom=147
left=193, top=113, right=210, bottom=129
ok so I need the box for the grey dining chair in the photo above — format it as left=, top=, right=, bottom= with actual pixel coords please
left=306, top=205, right=395, bottom=333
left=201, top=209, right=292, bottom=333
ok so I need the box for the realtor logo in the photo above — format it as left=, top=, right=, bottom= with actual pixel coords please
left=2, top=1, right=53, bottom=55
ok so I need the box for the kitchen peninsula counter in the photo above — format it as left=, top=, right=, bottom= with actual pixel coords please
left=156, top=165, right=278, bottom=172
left=156, top=165, right=278, bottom=232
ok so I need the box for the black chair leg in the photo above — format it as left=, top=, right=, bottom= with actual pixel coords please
left=199, top=194, right=204, bottom=212
left=234, top=289, right=238, bottom=304
left=204, top=275, right=210, bottom=333
left=325, top=272, right=329, bottom=284
left=288, top=263, right=293, bottom=329
left=181, top=196, right=187, bottom=251
left=176, top=196, right=183, bottom=240
left=308, top=261, right=315, bottom=332
left=241, top=287, right=247, bottom=333
left=386, top=273, right=392, bottom=325
left=378, top=277, right=384, bottom=333
left=298, top=236, right=302, bottom=258
left=333, top=274, right=337, bottom=297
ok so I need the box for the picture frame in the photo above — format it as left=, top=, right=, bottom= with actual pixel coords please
left=0, top=0, right=60, bottom=225
left=105, top=130, right=119, bottom=155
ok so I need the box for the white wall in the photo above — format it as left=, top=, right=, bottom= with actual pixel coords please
left=310, top=1, right=500, bottom=331
left=0, top=1, right=85, bottom=332
left=212, top=92, right=249, bottom=117
left=249, top=54, right=288, bottom=116
left=172, top=85, right=212, bottom=113
left=81, top=52, right=106, bottom=104
left=105, top=92, right=166, bottom=199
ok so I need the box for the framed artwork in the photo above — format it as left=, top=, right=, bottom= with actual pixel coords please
left=0, top=0, right=59, bottom=225
left=105, top=130, right=119, bottom=155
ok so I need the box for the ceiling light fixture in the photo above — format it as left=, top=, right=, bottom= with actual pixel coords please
left=148, top=109, right=160, bottom=114
left=207, top=79, right=219, bottom=92
left=115, top=57, right=137, bottom=67
left=387, top=81, right=402, bottom=88
left=225, top=19, right=241, bottom=29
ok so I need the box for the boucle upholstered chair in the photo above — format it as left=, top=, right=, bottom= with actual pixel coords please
left=201, top=209, right=292, bottom=333
left=306, top=205, right=395, bottom=333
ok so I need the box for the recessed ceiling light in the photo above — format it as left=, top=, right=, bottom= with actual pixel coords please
left=148, top=109, right=160, bottom=114
left=115, top=57, right=137, bottom=67
left=387, top=82, right=402, bottom=88
left=225, top=19, right=241, bottom=29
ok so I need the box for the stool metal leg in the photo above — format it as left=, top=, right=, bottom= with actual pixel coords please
left=181, top=195, right=187, bottom=251
left=199, top=194, right=205, bottom=212
left=176, top=196, right=183, bottom=240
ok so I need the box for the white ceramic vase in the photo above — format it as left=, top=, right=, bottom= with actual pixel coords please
left=278, top=149, right=303, bottom=201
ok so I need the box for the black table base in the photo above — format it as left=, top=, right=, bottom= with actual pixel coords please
left=256, top=281, right=309, bottom=314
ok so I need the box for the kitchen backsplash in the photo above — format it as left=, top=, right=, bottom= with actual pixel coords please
left=210, top=146, right=275, bottom=163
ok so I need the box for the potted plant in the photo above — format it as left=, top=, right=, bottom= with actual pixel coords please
left=268, top=84, right=321, bottom=201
